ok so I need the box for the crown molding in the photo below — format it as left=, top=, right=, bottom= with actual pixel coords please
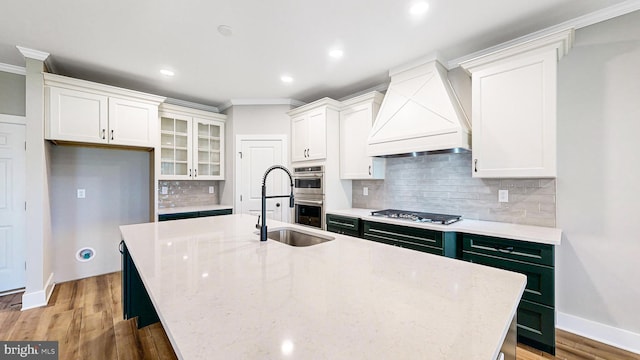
left=164, top=98, right=220, bottom=113
left=448, top=0, right=640, bottom=69
left=0, top=62, right=26, bottom=75
left=338, top=82, right=389, bottom=102
left=218, top=98, right=306, bottom=112
left=16, top=46, right=50, bottom=61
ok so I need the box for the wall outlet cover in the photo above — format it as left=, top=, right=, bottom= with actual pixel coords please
left=209, top=186, right=215, bottom=194
left=77, top=189, right=86, bottom=198
left=161, top=186, right=168, bottom=195
left=363, top=187, right=369, bottom=196
left=498, top=189, right=509, bottom=203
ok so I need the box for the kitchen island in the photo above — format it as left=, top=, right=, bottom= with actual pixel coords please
left=120, top=214, right=526, bottom=359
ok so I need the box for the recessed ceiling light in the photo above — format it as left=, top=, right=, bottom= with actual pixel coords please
left=409, top=1, right=429, bottom=16
left=281, top=75, right=293, bottom=83
left=217, top=25, right=233, bottom=37
left=160, top=69, right=175, bottom=77
left=329, top=49, right=344, bottom=59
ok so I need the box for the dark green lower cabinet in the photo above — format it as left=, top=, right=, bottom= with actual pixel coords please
left=158, top=208, right=232, bottom=221
left=363, top=221, right=459, bottom=258
left=121, top=241, right=159, bottom=328
left=326, top=214, right=362, bottom=238
left=517, top=299, right=555, bottom=354
left=462, top=234, right=556, bottom=355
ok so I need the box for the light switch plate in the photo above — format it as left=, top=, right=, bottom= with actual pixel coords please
left=209, top=186, right=215, bottom=194
left=77, top=189, right=86, bottom=199
left=363, top=187, right=369, bottom=196
left=161, top=186, right=168, bottom=195
left=498, top=189, right=509, bottom=203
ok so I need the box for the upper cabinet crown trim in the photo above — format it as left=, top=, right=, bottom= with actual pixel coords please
left=459, top=28, right=574, bottom=74
left=287, top=97, right=341, bottom=116
left=340, top=91, right=384, bottom=108
left=43, top=73, right=166, bottom=105
left=159, top=103, right=227, bottom=121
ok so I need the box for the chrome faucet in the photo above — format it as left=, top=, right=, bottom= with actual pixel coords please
left=257, top=165, right=295, bottom=241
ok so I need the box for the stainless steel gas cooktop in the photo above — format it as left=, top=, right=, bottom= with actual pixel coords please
left=371, top=209, right=462, bottom=225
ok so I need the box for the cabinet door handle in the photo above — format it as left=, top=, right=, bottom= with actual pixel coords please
left=474, top=159, right=478, bottom=173
left=497, top=246, right=515, bottom=253
left=118, top=240, right=124, bottom=254
left=189, top=169, right=192, bottom=178
left=368, top=165, right=372, bottom=176
left=102, top=129, right=106, bottom=139
left=194, top=169, right=197, bottom=178
left=111, top=129, right=114, bottom=140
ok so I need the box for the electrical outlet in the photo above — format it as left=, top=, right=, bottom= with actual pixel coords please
left=498, top=189, right=509, bottom=203
left=209, top=186, right=215, bottom=194
left=161, top=186, right=168, bottom=195
left=363, top=187, right=369, bottom=196
left=77, top=189, right=86, bottom=199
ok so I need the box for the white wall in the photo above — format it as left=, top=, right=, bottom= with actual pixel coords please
left=220, top=104, right=292, bottom=208
left=0, top=71, right=25, bottom=116
left=50, top=145, right=150, bottom=282
left=556, top=10, right=640, bottom=352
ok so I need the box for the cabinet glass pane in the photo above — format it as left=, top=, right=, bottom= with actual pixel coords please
left=210, top=164, right=220, bottom=176
left=209, top=125, right=220, bottom=138
left=210, top=152, right=220, bottom=163
left=176, top=149, right=188, bottom=162
left=175, top=134, right=188, bottom=148
left=175, top=119, right=188, bottom=134
left=161, top=117, right=174, bottom=131
left=198, top=150, right=209, bottom=162
left=210, top=139, right=220, bottom=151
left=161, top=134, right=174, bottom=146
left=198, top=123, right=208, bottom=136
left=161, top=148, right=174, bottom=161
left=161, top=162, right=174, bottom=175
left=175, top=163, right=188, bottom=175
left=198, top=164, right=209, bottom=175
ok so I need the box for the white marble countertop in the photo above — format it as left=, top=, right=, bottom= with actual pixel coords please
left=120, top=214, right=526, bottom=360
left=158, top=204, right=233, bottom=215
left=328, top=208, right=562, bottom=245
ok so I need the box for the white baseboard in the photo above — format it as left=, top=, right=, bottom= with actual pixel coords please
left=557, top=311, right=640, bottom=355
left=21, top=272, right=55, bottom=311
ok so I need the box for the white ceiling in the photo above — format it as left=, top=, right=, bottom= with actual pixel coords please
left=0, top=0, right=635, bottom=107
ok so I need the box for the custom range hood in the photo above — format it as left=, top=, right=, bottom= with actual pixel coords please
left=367, top=60, right=471, bottom=157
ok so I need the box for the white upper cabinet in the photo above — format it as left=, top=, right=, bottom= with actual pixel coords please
left=44, top=73, right=165, bottom=148
left=460, top=29, right=574, bottom=178
left=159, top=104, right=226, bottom=180
left=288, top=98, right=340, bottom=162
left=340, top=91, right=385, bottom=179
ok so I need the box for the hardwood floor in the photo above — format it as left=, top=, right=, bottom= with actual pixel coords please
left=1, top=273, right=638, bottom=359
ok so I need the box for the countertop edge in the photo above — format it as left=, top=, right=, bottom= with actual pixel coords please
left=327, top=208, right=562, bottom=245
left=157, top=204, right=233, bottom=215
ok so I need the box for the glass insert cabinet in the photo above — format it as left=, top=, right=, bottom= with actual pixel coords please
left=158, top=105, right=226, bottom=180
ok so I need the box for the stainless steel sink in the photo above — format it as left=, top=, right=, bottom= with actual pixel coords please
left=267, top=228, right=334, bottom=247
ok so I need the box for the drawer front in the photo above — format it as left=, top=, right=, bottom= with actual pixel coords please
left=517, top=299, right=555, bottom=353
left=158, top=212, right=199, bottom=221
left=363, top=221, right=443, bottom=249
left=199, top=209, right=232, bottom=217
left=326, top=214, right=361, bottom=237
left=463, top=234, right=554, bottom=267
left=463, top=252, right=554, bottom=307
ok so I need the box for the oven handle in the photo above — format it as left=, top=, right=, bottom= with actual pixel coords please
left=294, top=199, right=323, bottom=205
left=293, top=174, right=323, bottom=178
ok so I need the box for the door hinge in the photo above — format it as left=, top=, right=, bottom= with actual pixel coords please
left=24, top=201, right=27, bottom=211
left=240, top=195, right=243, bottom=202
left=25, top=141, right=27, bottom=150
left=239, top=151, right=243, bottom=159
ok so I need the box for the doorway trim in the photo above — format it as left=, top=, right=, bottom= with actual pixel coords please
left=235, top=134, right=288, bottom=221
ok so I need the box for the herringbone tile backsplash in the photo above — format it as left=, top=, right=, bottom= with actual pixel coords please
left=353, top=153, right=556, bottom=227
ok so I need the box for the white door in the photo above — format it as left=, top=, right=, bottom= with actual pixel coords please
left=237, top=137, right=287, bottom=222
left=0, top=122, right=26, bottom=292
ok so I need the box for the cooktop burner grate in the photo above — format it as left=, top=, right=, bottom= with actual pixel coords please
left=371, top=209, right=462, bottom=225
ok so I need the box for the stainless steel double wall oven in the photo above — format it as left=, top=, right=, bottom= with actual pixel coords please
left=292, top=165, right=324, bottom=229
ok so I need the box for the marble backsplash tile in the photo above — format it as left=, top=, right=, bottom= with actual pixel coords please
left=158, top=180, right=220, bottom=209
left=353, top=153, right=556, bottom=227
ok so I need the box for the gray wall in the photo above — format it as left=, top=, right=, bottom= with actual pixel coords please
left=0, top=71, right=26, bottom=116
left=556, top=10, right=640, bottom=339
left=50, top=145, right=150, bottom=282
left=353, top=153, right=556, bottom=227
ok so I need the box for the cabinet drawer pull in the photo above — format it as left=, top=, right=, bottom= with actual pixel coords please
left=474, top=159, right=478, bottom=172
left=329, top=220, right=355, bottom=228
left=497, top=246, right=515, bottom=253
